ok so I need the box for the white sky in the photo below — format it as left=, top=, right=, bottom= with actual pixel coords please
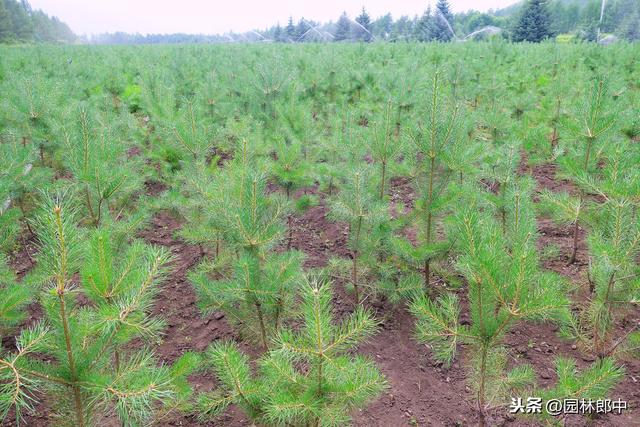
left=29, top=0, right=520, bottom=35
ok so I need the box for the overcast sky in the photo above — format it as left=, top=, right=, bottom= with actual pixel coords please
left=29, top=0, right=520, bottom=35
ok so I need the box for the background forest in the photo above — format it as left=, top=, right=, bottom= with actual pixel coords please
left=0, top=0, right=639, bottom=45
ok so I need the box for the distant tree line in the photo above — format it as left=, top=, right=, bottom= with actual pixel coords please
left=0, top=0, right=75, bottom=43
left=254, top=0, right=638, bottom=43
left=92, top=0, right=634, bottom=44
left=2, top=0, right=638, bottom=45
left=228, top=0, right=638, bottom=43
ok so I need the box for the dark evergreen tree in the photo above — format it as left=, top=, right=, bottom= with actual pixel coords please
left=272, top=23, right=283, bottom=42
left=391, top=15, right=413, bottom=41
left=295, top=18, right=307, bottom=41
left=285, top=16, right=295, bottom=42
left=433, top=0, right=455, bottom=41
left=619, top=6, right=640, bottom=40
left=334, top=12, right=351, bottom=41
left=0, top=0, right=75, bottom=43
left=415, top=5, right=435, bottom=41
left=372, top=13, right=393, bottom=39
left=513, top=0, right=553, bottom=42
left=355, top=7, right=372, bottom=42
left=5, top=0, right=32, bottom=41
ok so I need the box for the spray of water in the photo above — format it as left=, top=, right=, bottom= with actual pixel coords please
left=463, top=26, right=501, bottom=41
left=434, top=7, right=457, bottom=40
left=248, top=30, right=267, bottom=41
left=597, top=0, right=607, bottom=41
left=297, top=19, right=333, bottom=41
left=347, top=17, right=377, bottom=41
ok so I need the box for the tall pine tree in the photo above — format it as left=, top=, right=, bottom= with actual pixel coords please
left=285, top=16, right=295, bottom=42
left=355, top=7, right=372, bottom=42
left=433, top=0, right=455, bottom=41
left=334, top=12, right=352, bottom=41
left=295, top=18, right=307, bottom=41
left=415, top=6, right=435, bottom=41
left=513, top=0, right=553, bottom=42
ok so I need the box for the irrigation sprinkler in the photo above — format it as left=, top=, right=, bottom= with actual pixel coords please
left=597, top=0, right=607, bottom=41
left=347, top=17, right=376, bottom=41
left=434, top=7, right=458, bottom=40
left=296, top=18, right=333, bottom=42
left=462, top=26, right=502, bottom=41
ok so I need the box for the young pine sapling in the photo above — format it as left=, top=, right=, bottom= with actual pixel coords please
left=0, top=196, right=192, bottom=426
left=191, top=158, right=304, bottom=349
left=408, top=71, right=464, bottom=289
left=198, top=280, right=386, bottom=426
left=411, top=182, right=570, bottom=426
left=328, top=166, right=389, bottom=304
left=554, top=78, right=617, bottom=264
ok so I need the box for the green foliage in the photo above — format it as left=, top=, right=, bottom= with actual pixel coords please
left=402, top=71, right=467, bottom=289
left=513, top=0, right=553, bottom=43
left=411, top=181, right=570, bottom=420
left=57, top=106, right=145, bottom=227
left=368, top=100, right=404, bottom=199
left=513, top=0, right=555, bottom=42
left=433, top=0, right=455, bottom=42
left=271, top=141, right=312, bottom=199
left=164, top=99, right=213, bottom=161
left=0, top=0, right=74, bottom=43
left=188, top=151, right=305, bottom=349
left=0, top=254, right=31, bottom=329
left=564, top=193, right=640, bottom=358
left=193, top=250, right=304, bottom=349
left=329, top=166, right=389, bottom=303
left=0, top=195, right=189, bottom=426
left=0, top=40, right=639, bottom=426
left=529, top=357, right=625, bottom=420
left=199, top=280, right=386, bottom=426
left=0, top=132, right=52, bottom=250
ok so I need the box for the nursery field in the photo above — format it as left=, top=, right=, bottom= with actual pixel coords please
left=0, top=42, right=639, bottom=427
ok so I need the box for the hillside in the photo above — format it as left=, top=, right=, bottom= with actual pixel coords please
left=0, top=0, right=75, bottom=43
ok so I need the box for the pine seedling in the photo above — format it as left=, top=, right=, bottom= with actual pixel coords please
left=538, top=189, right=589, bottom=266
left=250, top=59, right=291, bottom=120
left=563, top=199, right=640, bottom=359
left=192, top=249, right=304, bottom=351
left=199, top=280, right=386, bottom=426
left=408, top=71, right=464, bottom=289
left=276, top=87, right=319, bottom=160
left=271, top=140, right=312, bottom=200
left=526, top=357, right=624, bottom=423
left=58, top=106, right=143, bottom=227
left=560, top=78, right=617, bottom=176
left=3, top=77, right=60, bottom=166
left=169, top=160, right=226, bottom=259
left=328, top=166, right=389, bottom=304
left=0, top=255, right=31, bottom=330
left=166, top=98, right=213, bottom=161
left=0, top=132, right=53, bottom=245
left=368, top=99, right=404, bottom=199
left=0, top=195, right=187, bottom=426
left=553, top=78, right=618, bottom=264
left=315, top=113, right=353, bottom=197
left=411, top=182, right=570, bottom=426
left=270, top=139, right=313, bottom=249
left=483, top=141, right=521, bottom=236
left=190, top=153, right=304, bottom=349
